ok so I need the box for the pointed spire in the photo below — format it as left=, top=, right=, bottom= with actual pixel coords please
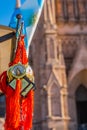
left=16, top=0, right=21, bottom=8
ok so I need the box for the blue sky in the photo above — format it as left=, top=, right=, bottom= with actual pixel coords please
left=0, top=0, right=44, bottom=54
left=0, top=0, right=25, bottom=26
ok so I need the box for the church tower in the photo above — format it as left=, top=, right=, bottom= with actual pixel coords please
left=31, top=0, right=87, bottom=130
left=31, top=0, right=69, bottom=130
left=40, top=1, right=69, bottom=130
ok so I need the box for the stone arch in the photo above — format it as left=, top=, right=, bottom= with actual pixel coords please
left=68, top=69, right=87, bottom=129
left=68, top=43, right=87, bottom=83
left=69, top=66, right=87, bottom=85
left=68, top=69, right=87, bottom=95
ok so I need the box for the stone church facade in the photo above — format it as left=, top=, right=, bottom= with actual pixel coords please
left=30, top=1, right=87, bottom=130
left=0, top=0, right=87, bottom=130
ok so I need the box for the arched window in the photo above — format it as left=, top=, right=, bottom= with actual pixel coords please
left=50, top=84, right=61, bottom=116
left=49, top=39, right=55, bottom=59
left=56, top=0, right=87, bottom=21
left=75, top=85, right=87, bottom=128
left=78, top=0, right=87, bottom=19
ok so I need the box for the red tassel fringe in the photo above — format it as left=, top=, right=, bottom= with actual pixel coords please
left=0, top=36, right=34, bottom=130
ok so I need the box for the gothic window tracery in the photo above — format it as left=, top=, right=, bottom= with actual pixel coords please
left=50, top=84, right=61, bottom=116
left=56, top=0, right=87, bottom=22
left=56, top=0, right=63, bottom=20
left=49, top=38, right=55, bottom=59
left=78, top=0, right=87, bottom=20
left=67, top=0, right=74, bottom=19
left=62, top=0, right=69, bottom=20
left=73, top=0, right=80, bottom=20
left=61, top=36, right=78, bottom=75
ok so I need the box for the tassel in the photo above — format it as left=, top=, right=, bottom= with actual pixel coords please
left=5, top=80, right=21, bottom=130
left=25, top=90, right=34, bottom=129
left=9, top=80, right=21, bottom=128
left=0, top=36, right=34, bottom=130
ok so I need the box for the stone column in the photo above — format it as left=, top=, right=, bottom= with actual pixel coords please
left=61, top=89, right=70, bottom=130
left=47, top=94, right=52, bottom=117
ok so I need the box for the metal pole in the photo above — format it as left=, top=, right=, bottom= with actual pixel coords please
left=15, top=14, right=22, bottom=53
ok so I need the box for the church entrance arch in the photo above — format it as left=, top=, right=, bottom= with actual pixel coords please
left=75, top=85, right=87, bottom=130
